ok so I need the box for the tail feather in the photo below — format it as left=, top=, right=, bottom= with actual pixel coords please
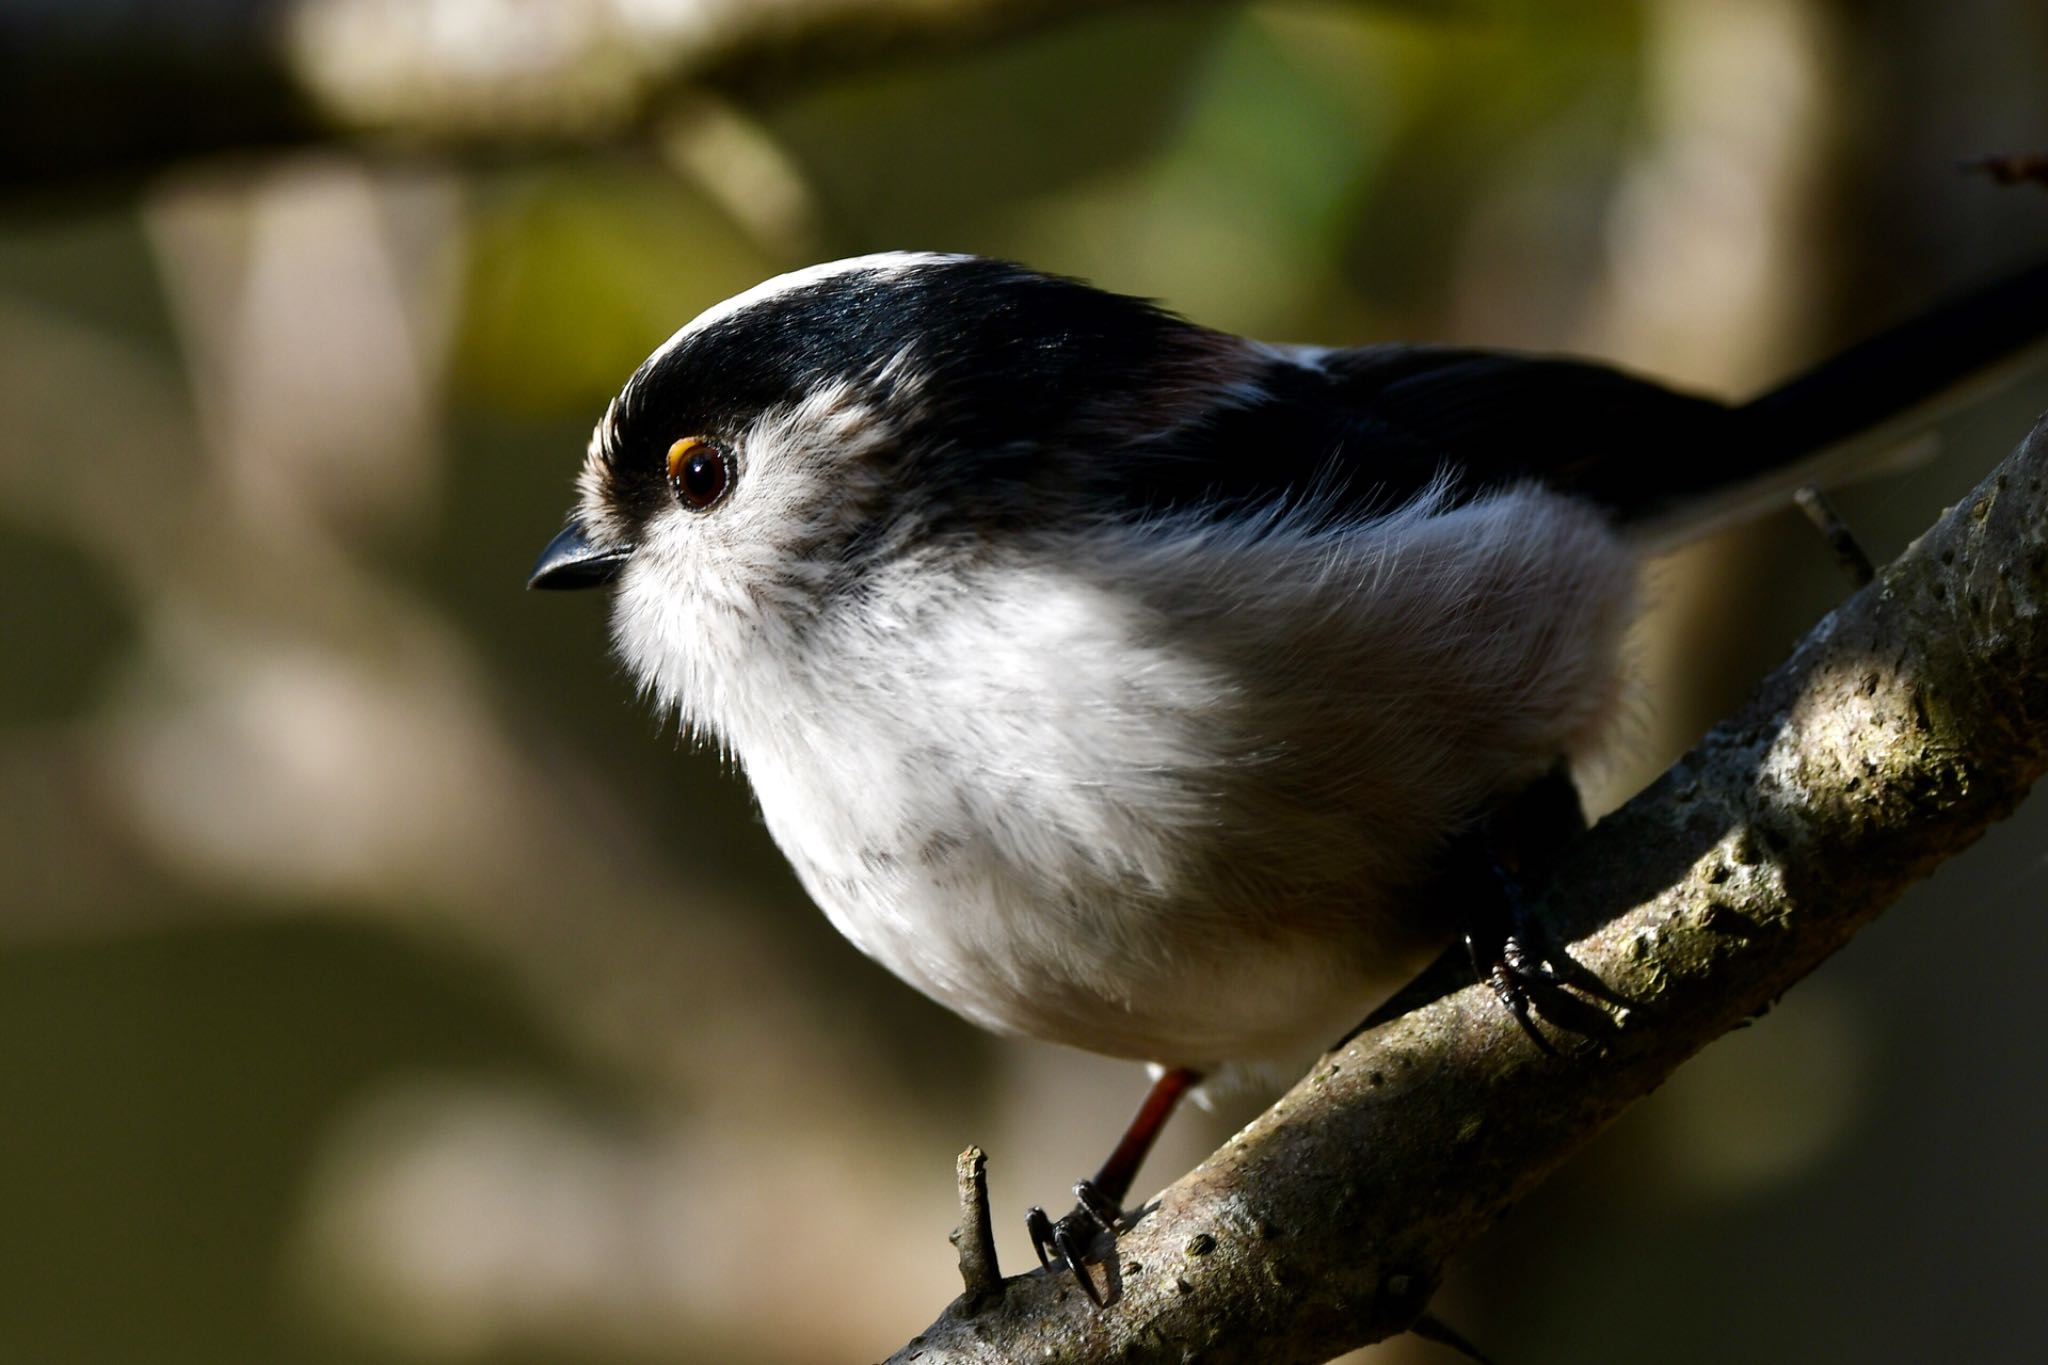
left=1627, top=259, right=2048, bottom=550
left=1738, top=258, right=2048, bottom=457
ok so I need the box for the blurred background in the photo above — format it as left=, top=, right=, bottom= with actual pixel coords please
left=3, top=1, right=2046, bottom=1361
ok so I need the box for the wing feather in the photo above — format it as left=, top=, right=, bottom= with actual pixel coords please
left=1109, top=345, right=1744, bottom=528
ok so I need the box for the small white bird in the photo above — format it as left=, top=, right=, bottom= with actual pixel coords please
left=531, top=251, right=2048, bottom=1281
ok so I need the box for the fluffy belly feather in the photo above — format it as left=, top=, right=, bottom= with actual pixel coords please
left=776, top=816, right=1446, bottom=1065
left=717, top=485, right=1638, bottom=1066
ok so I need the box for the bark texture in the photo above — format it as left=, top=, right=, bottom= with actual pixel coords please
left=888, top=413, right=2048, bottom=1364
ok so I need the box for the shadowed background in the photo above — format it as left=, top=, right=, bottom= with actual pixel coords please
left=3, top=2, right=2046, bottom=1361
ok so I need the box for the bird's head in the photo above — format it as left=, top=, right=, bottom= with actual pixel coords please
left=529, top=252, right=1262, bottom=724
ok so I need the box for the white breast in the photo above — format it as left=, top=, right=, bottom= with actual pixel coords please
left=674, top=485, right=1639, bottom=1068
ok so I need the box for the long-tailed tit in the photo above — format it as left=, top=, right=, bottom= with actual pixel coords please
left=530, top=252, right=2048, bottom=1288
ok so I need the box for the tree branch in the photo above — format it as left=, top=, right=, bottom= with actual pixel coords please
left=888, top=412, right=2048, bottom=1363
left=1, top=0, right=1266, bottom=192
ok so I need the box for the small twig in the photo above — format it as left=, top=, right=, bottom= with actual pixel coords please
left=1961, top=153, right=2048, bottom=190
left=949, top=1145, right=1002, bottom=1309
left=1794, top=485, right=1876, bottom=586
left=1410, top=1311, right=1503, bottom=1365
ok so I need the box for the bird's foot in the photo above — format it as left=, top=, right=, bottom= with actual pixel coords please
left=1025, top=1178, right=1123, bottom=1306
left=1463, top=850, right=1630, bottom=1056
left=1457, top=764, right=1632, bottom=1055
left=1022, top=1065, right=1197, bottom=1306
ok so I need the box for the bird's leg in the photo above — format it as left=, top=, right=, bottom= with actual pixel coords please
left=1083, top=1064, right=1201, bottom=1212
left=1460, top=763, right=1629, bottom=1052
left=1027, top=1065, right=1200, bottom=1306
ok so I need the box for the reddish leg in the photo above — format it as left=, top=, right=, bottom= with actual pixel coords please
left=1089, top=1065, right=1200, bottom=1208
left=1027, top=1066, right=1202, bottom=1305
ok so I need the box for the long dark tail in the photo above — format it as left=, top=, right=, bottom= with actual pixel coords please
left=1740, top=258, right=2048, bottom=454
left=1629, top=259, right=2048, bottom=548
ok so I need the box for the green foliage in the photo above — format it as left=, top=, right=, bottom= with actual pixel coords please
left=453, top=165, right=778, bottom=413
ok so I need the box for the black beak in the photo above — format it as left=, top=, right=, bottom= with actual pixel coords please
left=528, top=522, right=632, bottom=590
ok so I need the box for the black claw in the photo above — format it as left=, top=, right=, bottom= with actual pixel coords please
left=1072, top=1178, right=1121, bottom=1233
left=1054, top=1218, right=1107, bottom=1306
left=1470, top=912, right=1625, bottom=1056
left=1025, top=1202, right=1113, bottom=1306
left=1025, top=1205, right=1057, bottom=1270
left=1456, top=765, right=1633, bottom=1054
left=1024, top=1186, right=1124, bottom=1307
left=1478, top=945, right=1564, bottom=1058
left=1017, top=1069, right=1196, bottom=1309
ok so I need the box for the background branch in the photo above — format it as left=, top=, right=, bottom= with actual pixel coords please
left=2, top=0, right=1342, bottom=192
left=889, top=411, right=2048, bottom=1363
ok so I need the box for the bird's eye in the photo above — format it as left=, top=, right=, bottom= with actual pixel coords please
left=666, top=437, right=733, bottom=512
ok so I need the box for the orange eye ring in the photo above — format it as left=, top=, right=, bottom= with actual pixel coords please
left=666, top=437, right=733, bottom=511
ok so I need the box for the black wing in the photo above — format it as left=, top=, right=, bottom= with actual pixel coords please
left=1112, top=344, right=1747, bottom=528
left=1111, top=259, right=2048, bottom=531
